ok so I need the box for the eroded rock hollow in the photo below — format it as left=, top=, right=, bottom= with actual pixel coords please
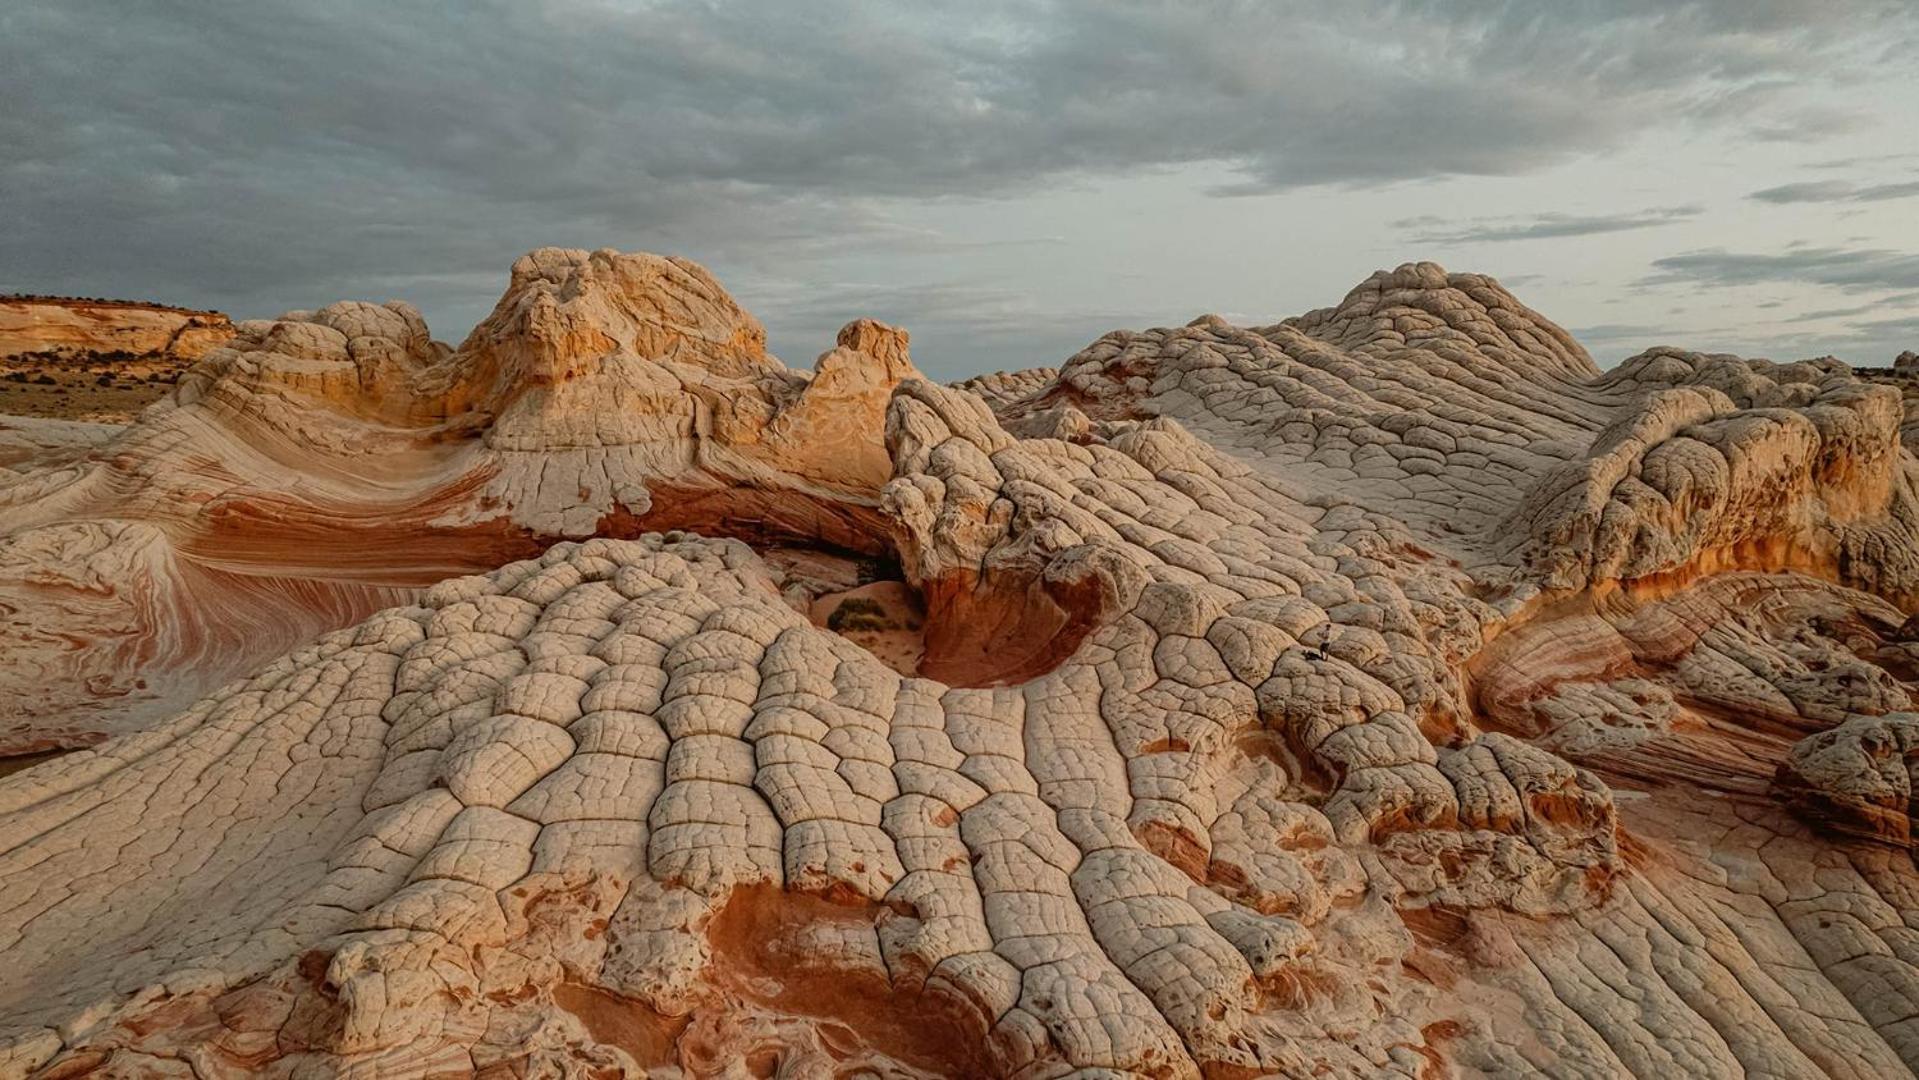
left=4, top=249, right=1919, bottom=1077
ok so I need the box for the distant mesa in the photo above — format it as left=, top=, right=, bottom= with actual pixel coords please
left=1, top=293, right=234, bottom=362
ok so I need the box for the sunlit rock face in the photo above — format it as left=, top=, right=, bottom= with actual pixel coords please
left=5, top=253, right=1919, bottom=1077
left=0, top=297, right=234, bottom=361
left=0, top=248, right=920, bottom=748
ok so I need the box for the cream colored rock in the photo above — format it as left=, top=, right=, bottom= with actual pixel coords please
left=4, top=254, right=1919, bottom=1077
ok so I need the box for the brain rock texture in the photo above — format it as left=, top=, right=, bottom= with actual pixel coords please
left=4, top=250, right=1919, bottom=1078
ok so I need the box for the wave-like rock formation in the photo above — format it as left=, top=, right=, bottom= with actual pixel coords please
left=4, top=253, right=1919, bottom=1077
left=0, top=249, right=920, bottom=748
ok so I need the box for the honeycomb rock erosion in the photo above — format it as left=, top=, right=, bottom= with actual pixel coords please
left=4, top=254, right=1919, bottom=1077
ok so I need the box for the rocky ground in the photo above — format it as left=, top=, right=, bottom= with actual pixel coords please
left=0, top=350, right=194, bottom=423
left=2, top=249, right=1918, bottom=1077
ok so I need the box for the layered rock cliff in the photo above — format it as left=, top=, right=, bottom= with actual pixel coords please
left=0, top=297, right=233, bottom=361
left=2, top=251, right=1919, bottom=1077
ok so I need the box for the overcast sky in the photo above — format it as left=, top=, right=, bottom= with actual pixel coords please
left=4, top=1, right=1917, bottom=379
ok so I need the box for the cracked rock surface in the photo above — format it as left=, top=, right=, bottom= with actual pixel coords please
left=4, top=254, right=1919, bottom=1077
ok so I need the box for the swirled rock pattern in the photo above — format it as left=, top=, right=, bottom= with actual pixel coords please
left=3, top=254, right=1919, bottom=1077
left=0, top=249, right=920, bottom=750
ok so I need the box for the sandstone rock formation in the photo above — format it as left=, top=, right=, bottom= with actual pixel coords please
left=3, top=253, right=1919, bottom=1077
left=0, top=249, right=921, bottom=749
left=0, top=297, right=233, bottom=362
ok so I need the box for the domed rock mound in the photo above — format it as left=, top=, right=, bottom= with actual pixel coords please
left=3, top=253, right=1919, bottom=1077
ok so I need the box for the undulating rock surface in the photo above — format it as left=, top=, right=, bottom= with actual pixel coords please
left=0, top=249, right=919, bottom=749
left=4, top=251, right=1919, bottom=1077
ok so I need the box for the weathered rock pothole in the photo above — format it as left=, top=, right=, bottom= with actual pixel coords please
left=760, top=546, right=928, bottom=677
left=811, top=580, right=925, bottom=677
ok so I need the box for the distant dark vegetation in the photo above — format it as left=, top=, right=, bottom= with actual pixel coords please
left=5, top=366, right=174, bottom=384
left=1, top=293, right=222, bottom=317
left=7, top=348, right=150, bottom=365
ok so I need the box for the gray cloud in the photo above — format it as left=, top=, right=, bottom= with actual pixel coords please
left=1749, top=179, right=1919, bottom=203
left=1567, top=322, right=1673, bottom=343
left=1788, top=293, right=1919, bottom=322
left=2, top=0, right=1915, bottom=370
left=1807, top=152, right=1919, bottom=170
left=1576, top=290, right=1919, bottom=368
left=1646, top=247, right=1919, bottom=293
left=1394, top=206, right=1702, bottom=244
left=1724, top=310, right=1919, bottom=367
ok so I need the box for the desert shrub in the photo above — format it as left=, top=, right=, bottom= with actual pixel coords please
left=827, top=596, right=895, bottom=633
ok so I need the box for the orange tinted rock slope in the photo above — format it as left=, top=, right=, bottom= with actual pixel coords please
left=0, top=297, right=234, bottom=362
left=3, top=253, right=1919, bottom=1077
